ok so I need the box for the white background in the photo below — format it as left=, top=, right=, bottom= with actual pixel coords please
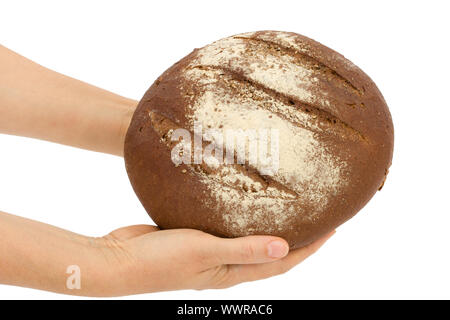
left=0, top=0, right=449, bottom=299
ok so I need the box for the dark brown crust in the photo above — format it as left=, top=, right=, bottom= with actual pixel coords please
left=124, top=31, right=394, bottom=248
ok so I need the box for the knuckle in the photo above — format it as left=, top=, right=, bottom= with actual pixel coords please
left=304, top=243, right=320, bottom=256
left=193, top=248, right=215, bottom=266
left=239, top=242, right=256, bottom=262
left=188, top=240, right=218, bottom=266
left=273, top=263, right=291, bottom=276
left=208, top=265, right=235, bottom=289
left=188, top=230, right=213, bottom=244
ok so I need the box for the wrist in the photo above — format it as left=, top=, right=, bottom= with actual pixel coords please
left=81, top=235, right=140, bottom=297
left=116, top=98, right=137, bottom=157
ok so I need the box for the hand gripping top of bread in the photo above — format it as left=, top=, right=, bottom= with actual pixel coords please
left=124, top=31, right=394, bottom=248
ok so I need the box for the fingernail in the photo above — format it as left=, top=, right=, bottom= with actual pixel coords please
left=267, top=240, right=289, bottom=258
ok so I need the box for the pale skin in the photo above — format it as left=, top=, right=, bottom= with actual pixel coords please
left=0, top=45, right=335, bottom=297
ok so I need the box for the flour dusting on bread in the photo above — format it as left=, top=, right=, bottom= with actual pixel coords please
left=180, top=31, right=349, bottom=234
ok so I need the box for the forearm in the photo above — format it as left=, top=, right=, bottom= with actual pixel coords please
left=0, top=211, right=117, bottom=296
left=0, top=45, right=137, bottom=156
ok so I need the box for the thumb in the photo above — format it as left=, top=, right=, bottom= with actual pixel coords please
left=210, top=235, right=290, bottom=265
left=106, top=225, right=159, bottom=241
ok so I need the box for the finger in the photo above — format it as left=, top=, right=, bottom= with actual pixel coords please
left=225, top=231, right=335, bottom=286
left=206, top=235, right=290, bottom=266
left=106, top=225, right=160, bottom=241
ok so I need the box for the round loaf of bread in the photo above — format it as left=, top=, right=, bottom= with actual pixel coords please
left=124, top=31, right=394, bottom=248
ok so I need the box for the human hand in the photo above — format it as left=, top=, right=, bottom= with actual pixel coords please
left=0, top=211, right=333, bottom=297
left=93, top=225, right=335, bottom=296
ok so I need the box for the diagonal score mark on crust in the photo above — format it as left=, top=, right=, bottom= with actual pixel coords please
left=147, top=110, right=300, bottom=200
left=233, top=35, right=365, bottom=96
left=182, top=55, right=350, bottom=224
left=147, top=110, right=306, bottom=234
left=187, top=64, right=367, bottom=143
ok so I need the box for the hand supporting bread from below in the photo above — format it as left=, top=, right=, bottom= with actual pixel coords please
left=0, top=44, right=334, bottom=296
left=0, top=211, right=334, bottom=296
